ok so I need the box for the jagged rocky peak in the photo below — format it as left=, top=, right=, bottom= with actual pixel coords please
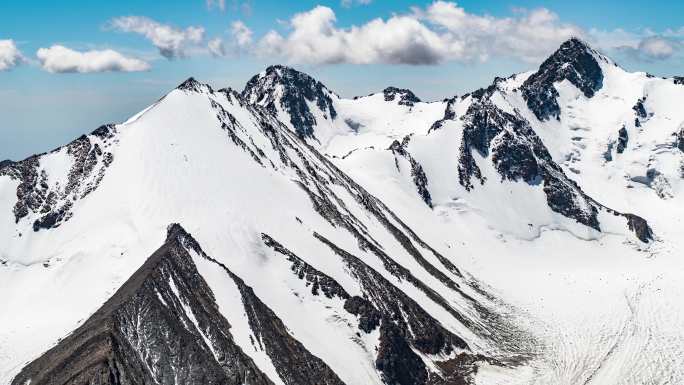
left=0, top=123, right=117, bottom=232
left=10, top=223, right=276, bottom=385
left=383, top=86, right=421, bottom=107
left=177, top=76, right=214, bottom=93
left=521, top=37, right=605, bottom=121
left=242, top=64, right=337, bottom=139
left=453, top=86, right=653, bottom=242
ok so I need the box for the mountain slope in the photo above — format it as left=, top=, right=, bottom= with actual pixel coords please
left=0, top=78, right=526, bottom=385
left=236, top=39, right=684, bottom=384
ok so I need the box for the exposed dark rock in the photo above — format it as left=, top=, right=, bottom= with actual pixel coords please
left=91, top=124, right=117, bottom=139
left=453, top=83, right=654, bottom=240
left=261, top=233, right=350, bottom=300
left=458, top=97, right=549, bottom=190
left=521, top=38, right=604, bottom=121
left=383, top=87, right=421, bottom=107
left=314, top=233, right=468, bottom=354
left=343, top=296, right=381, bottom=333
left=376, top=320, right=428, bottom=385
left=617, top=126, right=629, bottom=154
left=389, top=136, right=433, bottom=207
left=674, top=76, right=684, bottom=85
left=177, top=77, right=213, bottom=93
left=427, top=354, right=484, bottom=385
left=314, top=233, right=474, bottom=385
left=220, top=262, right=347, bottom=385
left=429, top=97, right=458, bottom=132
left=242, top=65, right=337, bottom=139
left=543, top=173, right=600, bottom=231
left=0, top=127, right=116, bottom=230
left=0, top=159, right=13, bottom=170
left=624, top=214, right=654, bottom=243
left=11, top=224, right=274, bottom=385
left=677, top=127, right=684, bottom=152
left=344, top=118, right=363, bottom=133
left=633, top=98, right=647, bottom=119
left=603, top=141, right=614, bottom=162
left=210, top=99, right=265, bottom=166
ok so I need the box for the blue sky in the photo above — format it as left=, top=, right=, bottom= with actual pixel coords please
left=1, top=0, right=683, bottom=160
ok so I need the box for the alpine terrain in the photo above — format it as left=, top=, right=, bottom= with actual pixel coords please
left=2, top=38, right=683, bottom=384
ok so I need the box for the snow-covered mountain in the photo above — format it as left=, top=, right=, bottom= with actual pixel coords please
left=2, top=38, right=684, bottom=385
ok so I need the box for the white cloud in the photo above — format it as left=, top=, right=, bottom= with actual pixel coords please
left=591, top=28, right=682, bottom=61
left=0, top=39, right=25, bottom=71
left=418, top=2, right=582, bottom=62
left=36, top=45, right=150, bottom=73
left=208, top=37, right=226, bottom=57
left=207, top=21, right=252, bottom=58
left=109, top=16, right=204, bottom=59
left=637, top=36, right=678, bottom=60
left=231, top=21, right=253, bottom=48
left=255, top=2, right=582, bottom=65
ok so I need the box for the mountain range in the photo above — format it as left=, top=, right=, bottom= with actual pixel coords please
left=1, top=38, right=683, bottom=385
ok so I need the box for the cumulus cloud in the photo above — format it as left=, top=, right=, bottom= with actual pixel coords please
left=208, top=21, right=253, bottom=58
left=208, top=37, right=226, bottom=57
left=231, top=21, right=253, bottom=48
left=0, top=39, right=25, bottom=71
left=635, top=36, right=679, bottom=60
left=592, top=28, right=683, bottom=61
left=109, top=16, right=204, bottom=59
left=36, top=45, right=150, bottom=73
left=255, top=2, right=581, bottom=65
left=420, top=2, right=582, bottom=62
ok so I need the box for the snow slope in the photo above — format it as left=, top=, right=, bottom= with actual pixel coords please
left=0, top=79, right=525, bottom=385
left=249, top=39, right=684, bottom=384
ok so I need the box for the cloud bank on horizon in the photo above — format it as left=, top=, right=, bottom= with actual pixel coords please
left=1, top=1, right=683, bottom=73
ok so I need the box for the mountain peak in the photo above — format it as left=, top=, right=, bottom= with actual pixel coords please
left=558, top=37, right=591, bottom=51
left=242, top=65, right=337, bottom=139
left=520, top=37, right=605, bottom=121
left=177, top=77, right=213, bottom=93
left=383, top=87, right=421, bottom=106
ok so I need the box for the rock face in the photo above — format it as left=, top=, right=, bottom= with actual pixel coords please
left=432, top=78, right=652, bottom=241
left=11, top=225, right=353, bottom=385
left=242, top=65, right=337, bottom=139
left=633, top=98, right=647, bottom=119
left=674, top=76, right=684, bottom=85
left=383, top=87, right=421, bottom=107
left=0, top=124, right=116, bottom=231
left=389, top=136, right=433, bottom=207
left=11, top=224, right=275, bottom=385
left=521, top=38, right=604, bottom=121
left=617, top=126, right=629, bottom=154
left=456, top=89, right=602, bottom=230
left=314, top=233, right=474, bottom=385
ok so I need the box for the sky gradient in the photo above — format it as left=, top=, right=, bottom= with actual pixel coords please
left=2, top=0, right=683, bottom=160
